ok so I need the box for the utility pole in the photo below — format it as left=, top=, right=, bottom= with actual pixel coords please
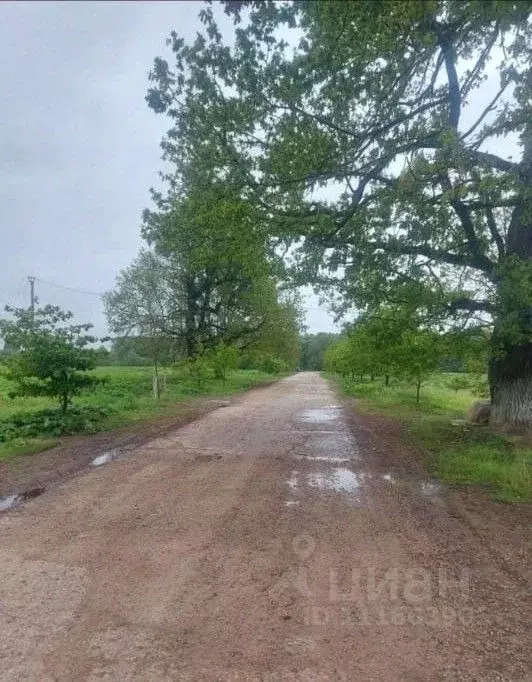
left=28, top=276, right=36, bottom=320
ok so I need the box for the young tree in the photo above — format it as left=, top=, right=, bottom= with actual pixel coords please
left=103, top=250, right=177, bottom=374
left=147, top=1, right=532, bottom=425
left=0, top=305, right=99, bottom=413
left=210, top=342, right=239, bottom=384
left=394, top=328, right=445, bottom=404
left=323, top=338, right=352, bottom=377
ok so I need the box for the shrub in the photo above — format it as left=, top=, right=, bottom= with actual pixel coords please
left=445, top=375, right=474, bottom=393
left=0, top=406, right=112, bottom=442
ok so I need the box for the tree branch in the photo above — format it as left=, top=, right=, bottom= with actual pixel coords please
left=366, top=239, right=483, bottom=271
left=485, top=207, right=505, bottom=259
left=448, top=297, right=495, bottom=314
left=465, top=150, right=520, bottom=174
left=434, top=24, right=461, bottom=129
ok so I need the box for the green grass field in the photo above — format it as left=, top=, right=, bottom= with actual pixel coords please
left=0, top=365, right=279, bottom=460
left=336, top=374, right=532, bottom=503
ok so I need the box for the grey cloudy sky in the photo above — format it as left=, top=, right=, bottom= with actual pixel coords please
left=0, top=1, right=337, bottom=338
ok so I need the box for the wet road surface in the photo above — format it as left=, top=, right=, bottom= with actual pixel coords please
left=1, top=373, right=530, bottom=680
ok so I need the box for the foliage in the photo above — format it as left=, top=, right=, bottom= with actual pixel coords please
left=180, top=353, right=213, bottom=392
left=0, top=406, right=111, bottom=441
left=336, top=372, right=531, bottom=502
left=445, top=375, right=474, bottom=393
left=146, top=0, right=532, bottom=423
left=242, top=293, right=302, bottom=370
left=299, top=333, right=338, bottom=371
left=210, top=342, right=239, bottom=383
left=325, top=307, right=449, bottom=401
left=0, top=365, right=282, bottom=455
left=257, top=354, right=287, bottom=375
left=105, top=206, right=300, bottom=364
left=0, top=305, right=100, bottom=412
left=103, top=250, right=181, bottom=367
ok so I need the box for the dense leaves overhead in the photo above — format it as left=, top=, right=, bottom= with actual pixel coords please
left=147, top=0, right=530, bottom=326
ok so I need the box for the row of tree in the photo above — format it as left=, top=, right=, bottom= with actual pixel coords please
left=103, top=38, right=303, bottom=374
left=324, top=307, right=487, bottom=403
left=142, top=0, right=531, bottom=426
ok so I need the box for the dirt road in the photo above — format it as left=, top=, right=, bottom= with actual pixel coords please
left=1, top=373, right=530, bottom=681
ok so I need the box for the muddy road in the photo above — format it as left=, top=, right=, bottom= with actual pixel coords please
left=1, top=373, right=530, bottom=681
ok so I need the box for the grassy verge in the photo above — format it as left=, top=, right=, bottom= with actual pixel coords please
left=334, top=374, right=532, bottom=503
left=0, top=367, right=281, bottom=460
left=0, top=438, right=58, bottom=462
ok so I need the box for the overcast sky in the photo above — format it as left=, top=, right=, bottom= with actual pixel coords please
left=0, top=1, right=337, bottom=338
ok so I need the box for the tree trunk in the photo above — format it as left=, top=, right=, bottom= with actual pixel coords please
left=490, top=109, right=532, bottom=426
left=153, top=357, right=160, bottom=399
left=416, top=379, right=421, bottom=405
left=185, top=277, right=197, bottom=358
left=489, top=339, right=532, bottom=426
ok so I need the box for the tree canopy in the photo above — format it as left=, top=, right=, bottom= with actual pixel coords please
left=0, top=305, right=99, bottom=412
left=146, top=0, right=531, bottom=424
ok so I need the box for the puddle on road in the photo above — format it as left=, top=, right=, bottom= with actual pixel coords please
left=0, top=495, right=19, bottom=512
left=307, top=468, right=361, bottom=494
left=296, top=407, right=342, bottom=424
left=0, top=487, right=46, bottom=513
left=381, top=473, right=444, bottom=498
left=90, top=448, right=122, bottom=467
left=287, top=471, right=299, bottom=490
left=294, top=455, right=350, bottom=464
left=301, top=431, right=359, bottom=460
left=285, top=464, right=444, bottom=508
left=285, top=466, right=364, bottom=502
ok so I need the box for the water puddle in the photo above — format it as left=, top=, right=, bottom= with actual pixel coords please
left=381, top=473, right=444, bottom=498
left=294, top=455, right=350, bottom=463
left=0, top=495, right=19, bottom=512
left=302, top=432, right=359, bottom=460
left=287, top=471, right=299, bottom=490
left=296, top=408, right=342, bottom=424
left=307, top=467, right=361, bottom=494
left=90, top=448, right=122, bottom=467
left=0, top=487, right=45, bottom=513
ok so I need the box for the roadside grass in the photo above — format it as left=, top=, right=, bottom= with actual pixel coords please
left=0, top=438, right=58, bottom=461
left=335, top=374, right=532, bottom=503
left=0, top=366, right=280, bottom=459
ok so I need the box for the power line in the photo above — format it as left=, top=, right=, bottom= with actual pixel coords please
left=35, top=278, right=105, bottom=297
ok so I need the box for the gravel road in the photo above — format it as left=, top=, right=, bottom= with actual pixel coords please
left=1, top=372, right=530, bottom=681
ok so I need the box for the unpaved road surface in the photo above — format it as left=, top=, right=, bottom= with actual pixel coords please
left=1, top=373, right=530, bottom=681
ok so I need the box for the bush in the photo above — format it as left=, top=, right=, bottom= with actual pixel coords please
left=0, top=406, right=112, bottom=442
left=259, top=355, right=287, bottom=374
left=445, top=375, right=474, bottom=393
left=180, top=355, right=212, bottom=391
left=210, top=343, right=239, bottom=382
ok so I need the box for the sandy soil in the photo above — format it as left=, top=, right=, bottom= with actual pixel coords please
left=0, top=372, right=530, bottom=681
